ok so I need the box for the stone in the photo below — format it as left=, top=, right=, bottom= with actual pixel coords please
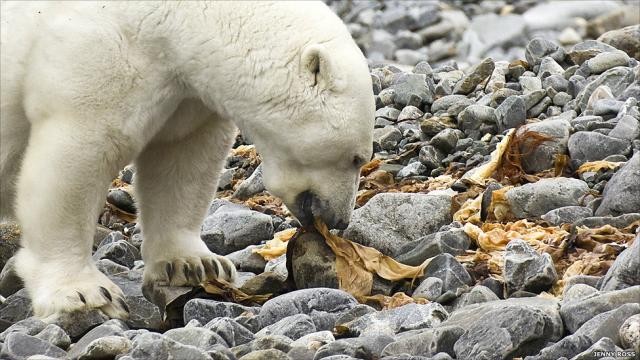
left=239, top=349, right=290, bottom=360
left=183, top=298, right=258, bottom=325
left=106, top=188, right=136, bottom=214
left=255, top=314, right=316, bottom=341
left=541, top=206, right=593, bottom=225
left=450, top=285, right=500, bottom=311
left=422, top=253, right=473, bottom=299
left=381, top=324, right=463, bottom=358
left=453, top=58, right=495, bottom=95
left=0, top=333, right=67, bottom=359
left=585, top=50, right=631, bottom=74
left=0, top=256, right=23, bottom=297
left=609, top=115, right=640, bottom=141
left=129, top=332, right=211, bottom=360
left=418, top=145, right=444, bottom=171
left=240, top=271, right=288, bottom=296
left=430, top=128, right=462, bottom=154
left=0, top=317, right=47, bottom=344
left=337, top=303, right=448, bottom=337
left=397, top=105, right=423, bottom=122
left=66, top=322, right=126, bottom=358
left=342, top=193, right=452, bottom=256
left=397, top=162, right=426, bottom=178
left=254, top=288, right=357, bottom=332
left=538, top=57, right=565, bottom=78
left=457, top=105, right=496, bottom=132
left=374, top=126, right=403, bottom=151
left=521, top=90, right=547, bottom=111
left=560, top=285, right=640, bottom=333
left=596, top=152, right=640, bottom=216
left=201, top=202, right=274, bottom=255
left=233, top=164, right=266, bottom=200
left=413, top=277, right=444, bottom=301
left=35, top=324, right=71, bottom=350
left=598, top=25, right=640, bottom=60
left=0, top=222, right=21, bottom=271
left=77, top=336, right=132, bottom=360
left=205, top=317, right=255, bottom=347
left=620, top=314, right=640, bottom=352
left=525, top=38, right=563, bottom=66
left=518, top=118, right=572, bottom=173
left=598, top=233, right=640, bottom=291
left=232, top=335, right=293, bottom=358
left=506, top=178, right=590, bottom=219
left=226, top=245, right=267, bottom=273
left=495, top=96, right=526, bottom=133
left=0, top=289, right=33, bottom=323
left=527, top=96, right=552, bottom=118
left=431, top=95, right=469, bottom=113
left=288, top=231, right=339, bottom=290
left=392, top=73, right=433, bottom=106
left=504, top=239, right=558, bottom=295
left=108, top=273, right=163, bottom=330
left=396, top=228, right=471, bottom=266
left=315, top=335, right=395, bottom=360
left=92, top=240, right=140, bottom=268
left=569, top=40, right=620, bottom=65
left=164, top=326, right=227, bottom=349
left=574, top=213, right=640, bottom=229
left=575, top=66, right=635, bottom=112
left=290, top=330, right=334, bottom=349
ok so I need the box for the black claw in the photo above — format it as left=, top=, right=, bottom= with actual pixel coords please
left=220, top=260, right=233, bottom=277
left=165, top=262, right=174, bottom=281
left=99, top=286, right=113, bottom=302
left=204, top=259, right=218, bottom=278
left=195, top=266, right=204, bottom=283
left=183, top=263, right=192, bottom=282
left=77, top=292, right=86, bottom=304
left=118, top=298, right=130, bottom=313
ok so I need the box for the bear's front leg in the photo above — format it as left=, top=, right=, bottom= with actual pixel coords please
left=14, top=118, right=131, bottom=321
left=135, top=115, right=237, bottom=292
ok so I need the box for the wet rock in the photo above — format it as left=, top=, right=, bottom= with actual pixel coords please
left=525, top=38, right=563, bottom=66
left=109, top=273, right=163, bottom=330
left=596, top=152, right=640, bottom=216
left=620, top=314, right=640, bottom=352
left=506, top=178, right=590, bottom=219
left=422, top=253, right=473, bottom=299
left=568, top=40, right=620, bottom=65
left=381, top=324, right=463, bottom=358
left=517, top=118, right=572, bottom=173
left=201, top=202, right=274, bottom=255
left=289, top=231, right=339, bottom=290
left=560, top=285, right=640, bottom=333
left=239, top=349, right=291, bottom=360
left=573, top=337, right=623, bottom=360
left=315, top=335, right=395, bottom=360
left=374, top=126, right=403, bottom=151
left=392, top=73, right=433, bottom=106
left=227, top=245, right=267, bottom=273
left=342, top=193, right=452, bottom=255
left=458, top=105, right=496, bottom=132
left=35, top=324, right=71, bottom=350
left=254, top=288, right=357, bottom=331
left=541, top=206, right=593, bottom=225
left=129, top=332, right=211, bottom=360
left=418, top=145, right=445, bottom=171
left=598, top=25, right=640, bottom=60
left=453, top=58, right=495, bottom=95
left=495, top=96, right=526, bottom=133
left=0, top=333, right=67, bottom=359
left=431, top=95, right=469, bottom=113
left=569, top=131, right=631, bottom=163
left=107, top=188, right=137, bottom=214
left=450, top=285, right=500, bottom=311
left=205, top=317, right=255, bottom=347
left=598, top=234, right=640, bottom=291
left=76, top=336, right=132, bottom=360
left=183, top=298, right=258, bottom=325
left=504, top=239, right=557, bottom=296
left=337, top=303, right=448, bottom=337
left=67, top=321, right=126, bottom=358
left=164, top=326, right=227, bottom=349
left=609, top=115, right=640, bottom=141
left=575, top=66, right=635, bottom=112
left=431, top=128, right=462, bottom=154
left=396, top=228, right=470, bottom=266
left=233, top=164, right=265, bottom=200
left=255, top=314, right=316, bottom=341
left=92, top=240, right=140, bottom=269
left=0, top=289, right=33, bottom=323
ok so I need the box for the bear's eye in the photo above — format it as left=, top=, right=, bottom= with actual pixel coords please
left=353, top=155, right=366, bottom=169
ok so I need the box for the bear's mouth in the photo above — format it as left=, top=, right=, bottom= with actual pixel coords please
left=295, top=190, right=315, bottom=227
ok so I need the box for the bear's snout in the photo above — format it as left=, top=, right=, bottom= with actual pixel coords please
left=293, top=191, right=350, bottom=230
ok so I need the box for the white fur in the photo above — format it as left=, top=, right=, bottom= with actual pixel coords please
left=0, top=1, right=374, bottom=320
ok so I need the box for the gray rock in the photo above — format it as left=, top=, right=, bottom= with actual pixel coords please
left=522, top=90, right=547, bottom=111
left=495, top=96, right=526, bottom=133
left=450, top=285, right=500, bottom=311
left=381, top=324, right=463, bottom=358
left=315, top=335, right=395, bottom=360
left=585, top=50, right=631, bottom=75
left=227, top=245, right=267, bottom=274
left=596, top=152, right=640, bottom=216
left=108, top=273, right=163, bottom=330
left=527, top=96, right=553, bottom=118
left=342, top=193, right=452, bottom=256
left=568, top=131, right=630, bottom=163
left=234, top=164, right=265, bottom=200
left=35, top=324, right=71, bottom=350
left=458, top=105, right=496, bottom=132
left=572, top=337, right=623, bottom=360
left=338, top=303, right=448, bottom=337
left=392, top=73, right=433, bottom=106
left=504, top=239, right=558, bottom=295
left=413, top=277, right=444, bottom=301
left=574, top=213, right=640, bottom=228
left=397, top=162, right=426, bottom=178
left=419, top=254, right=471, bottom=301
left=418, top=145, right=445, bottom=171
left=205, top=317, right=255, bottom=347
left=130, top=332, right=211, bottom=360
left=254, top=288, right=357, bottom=332
left=239, top=349, right=291, bottom=360
left=609, top=115, right=640, bottom=141
left=0, top=256, right=22, bottom=297
left=164, top=326, right=227, bottom=349
left=288, top=231, right=338, bottom=291
left=233, top=335, right=293, bottom=358
left=374, top=126, right=403, bottom=151
left=255, top=314, right=316, bottom=341
left=560, top=285, right=640, bottom=333
left=575, top=66, right=635, bottom=112
left=0, top=333, right=67, bottom=359
left=77, top=336, right=132, bottom=360
left=0, top=317, right=46, bottom=343
left=106, top=188, right=136, bottom=214
left=67, top=322, right=126, bottom=358
left=598, top=234, right=640, bottom=291
left=217, top=167, right=236, bottom=190
left=620, top=314, right=640, bottom=353
left=96, top=258, right=130, bottom=276
left=396, top=228, right=470, bottom=266
left=454, top=58, right=495, bottom=95
left=598, top=24, right=640, bottom=60
left=506, top=178, right=590, bottom=219
left=431, top=95, right=469, bottom=113
left=525, top=38, right=563, bottom=66
left=569, top=40, right=619, bottom=65
left=541, top=206, right=593, bottom=225
left=335, top=304, right=377, bottom=327
left=183, top=298, right=258, bottom=325
left=430, top=128, right=462, bottom=154
left=398, top=106, right=423, bottom=122
left=528, top=303, right=640, bottom=360
left=290, top=330, right=334, bottom=349
left=0, top=289, right=33, bottom=323
left=376, top=107, right=401, bottom=122
left=517, top=118, right=571, bottom=173
left=553, top=92, right=572, bottom=107
left=96, top=230, right=125, bottom=248
left=201, top=202, right=274, bottom=255
left=92, top=240, right=140, bottom=268
left=538, top=57, right=564, bottom=78
left=520, top=76, right=542, bottom=94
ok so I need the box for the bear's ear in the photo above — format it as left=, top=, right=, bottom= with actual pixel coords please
left=300, top=44, right=346, bottom=92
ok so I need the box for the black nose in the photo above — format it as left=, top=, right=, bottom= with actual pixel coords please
left=333, top=219, right=349, bottom=230
left=294, top=191, right=315, bottom=227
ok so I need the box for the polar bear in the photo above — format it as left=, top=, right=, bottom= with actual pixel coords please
left=0, top=1, right=374, bottom=320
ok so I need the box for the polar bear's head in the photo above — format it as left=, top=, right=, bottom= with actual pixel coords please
left=258, top=41, right=374, bottom=230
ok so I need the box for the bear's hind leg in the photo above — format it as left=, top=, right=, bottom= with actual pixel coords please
left=14, top=118, right=131, bottom=321
left=135, top=115, right=238, bottom=292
